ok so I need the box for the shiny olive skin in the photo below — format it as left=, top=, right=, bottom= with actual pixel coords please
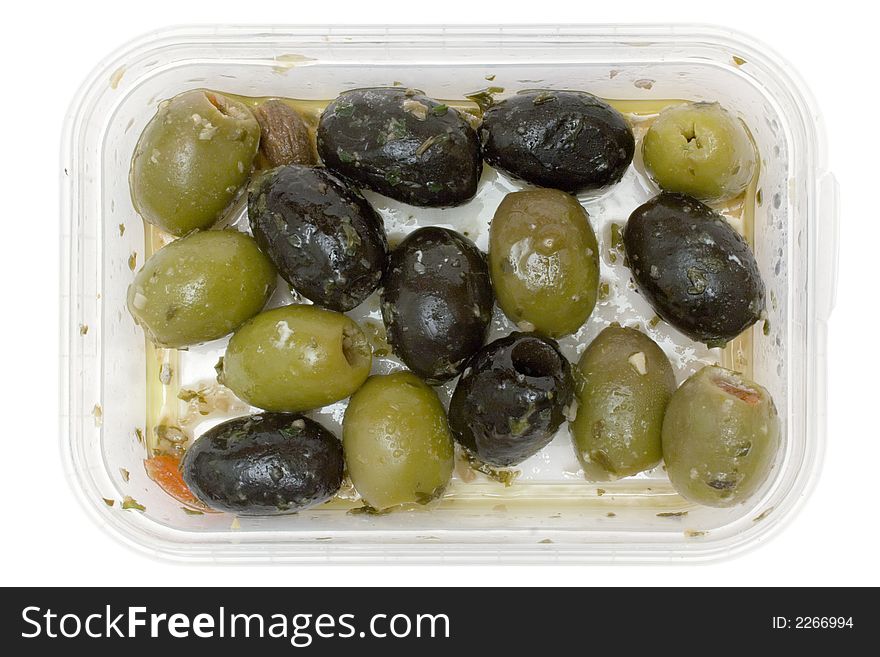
left=449, top=332, right=574, bottom=467
left=662, top=366, right=780, bottom=507
left=570, top=325, right=676, bottom=479
left=219, top=305, right=372, bottom=412
left=489, top=189, right=600, bottom=338
left=317, top=87, right=482, bottom=207
left=343, top=372, right=454, bottom=510
left=480, top=90, right=634, bottom=193
left=643, top=102, right=756, bottom=202
left=130, top=90, right=260, bottom=236
left=248, top=165, right=388, bottom=312
left=127, top=230, right=276, bottom=348
left=381, top=227, right=493, bottom=383
left=623, top=192, right=765, bottom=347
left=182, top=413, right=343, bottom=515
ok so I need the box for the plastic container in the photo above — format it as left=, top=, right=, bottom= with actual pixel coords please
left=60, top=25, right=838, bottom=563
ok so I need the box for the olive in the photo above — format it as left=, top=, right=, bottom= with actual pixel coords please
left=219, top=305, right=372, bottom=412
left=489, top=189, right=600, bottom=338
left=126, top=230, right=275, bottom=348
left=253, top=99, right=317, bottom=168
left=480, top=90, right=634, bottom=193
left=570, top=325, right=676, bottom=479
left=317, top=87, right=482, bottom=207
left=130, top=90, right=260, bottom=236
left=662, top=366, right=780, bottom=507
left=449, top=332, right=574, bottom=467
left=622, top=192, right=765, bottom=347
left=642, top=101, right=756, bottom=201
left=381, top=227, right=493, bottom=383
left=248, top=165, right=388, bottom=312
left=343, top=372, right=454, bottom=510
left=182, top=413, right=343, bottom=515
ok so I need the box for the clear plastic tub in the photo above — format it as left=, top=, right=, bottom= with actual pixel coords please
left=61, top=25, right=838, bottom=563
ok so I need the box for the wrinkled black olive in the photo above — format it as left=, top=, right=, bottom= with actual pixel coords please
left=623, top=192, right=766, bottom=347
left=317, top=88, right=482, bottom=207
left=182, top=413, right=344, bottom=515
left=448, top=332, right=574, bottom=467
left=381, top=227, right=493, bottom=384
left=248, top=165, right=387, bottom=312
left=480, top=90, right=635, bottom=193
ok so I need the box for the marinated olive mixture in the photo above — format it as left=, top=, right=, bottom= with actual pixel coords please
left=127, top=87, right=779, bottom=515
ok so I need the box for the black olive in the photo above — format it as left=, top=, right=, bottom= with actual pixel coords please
left=181, top=413, right=344, bottom=515
left=317, top=88, right=482, bottom=207
left=480, top=90, right=635, bottom=193
left=381, top=227, right=493, bottom=384
left=623, top=192, right=766, bottom=347
left=448, top=332, right=574, bottom=467
left=248, top=165, right=387, bottom=312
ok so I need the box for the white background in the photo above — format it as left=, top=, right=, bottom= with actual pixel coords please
left=1, top=0, right=876, bottom=587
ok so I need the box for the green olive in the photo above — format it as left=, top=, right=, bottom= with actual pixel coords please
left=127, top=230, right=275, bottom=348
left=489, top=189, right=599, bottom=337
left=570, top=325, right=676, bottom=479
left=219, top=305, right=372, bottom=412
left=343, top=371, right=454, bottom=511
left=662, top=366, right=780, bottom=507
left=642, top=102, right=756, bottom=202
left=130, top=90, right=260, bottom=236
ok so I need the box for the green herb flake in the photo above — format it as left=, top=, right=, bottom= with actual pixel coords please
left=334, top=101, right=355, bottom=117
left=732, top=55, right=747, bottom=66
left=426, top=182, right=444, bottom=193
left=610, top=223, right=624, bottom=250
left=763, top=319, right=771, bottom=336
left=177, top=388, right=205, bottom=403
left=128, top=252, right=137, bottom=271
left=182, top=507, right=204, bottom=516
left=752, top=507, right=774, bottom=523
left=538, top=538, right=553, bottom=544
left=122, top=496, right=145, bottom=512
left=384, top=168, right=403, bottom=187
left=431, top=104, right=449, bottom=116
left=134, top=427, right=144, bottom=444
left=684, top=529, right=707, bottom=538
left=598, top=281, right=610, bottom=300
left=465, top=86, right=504, bottom=113
left=118, top=223, right=126, bottom=236
left=465, top=452, right=519, bottom=486
left=102, top=498, right=115, bottom=507
left=648, top=315, right=662, bottom=329
left=756, top=188, right=763, bottom=206
left=606, top=512, right=617, bottom=518
left=484, top=74, right=496, bottom=81
left=657, top=511, right=688, bottom=518
left=79, top=324, right=89, bottom=336
left=596, top=488, right=606, bottom=497
left=336, top=148, right=356, bottom=164
left=119, top=468, right=130, bottom=483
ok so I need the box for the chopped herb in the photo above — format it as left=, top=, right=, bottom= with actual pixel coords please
left=336, top=148, right=356, bottom=164
left=128, top=252, right=137, bottom=271
left=465, top=86, right=504, bottom=112
left=538, top=538, right=553, bottom=544
left=121, top=496, right=145, bottom=512
left=598, top=281, right=610, bottom=300
left=431, top=104, right=449, bottom=116
left=134, top=427, right=144, bottom=444
left=465, top=452, right=519, bottom=486
left=763, top=319, right=771, bottom=336
left=348, top=503, right=393, bottom=516
left=392, top=81, right=403, bottom=87
left=733, top=55, right=747, bottom=66
left=684, top=529, right=707, bottom=538
left=656, top=511, right=689, bottom=518
left=532, top=91, right=557, bottom=105
left=182, top=507, right=204, bottom=516
left=178, top=388, right=206, bottom=403
left=426, top=182, right=444, bottom=193
left=756, top=188, right=763, bottom=206
left=752, top=507, right=774, bottom=523
left=606, top=512, right=617, bottom=518
left=610, top=223, right=623, bottom=250
left=384, top=168, right=403, bottom=187
left=648, top=315, right=662, bottom=329
left=484, top=74, right=496, bottom=81
left=334, top=101, right=355, bottom=117
left=415, top=134, right=448, bottom=158
left=118, top=223, right=126, bottom=236
left=79, top=324, right=89, bottom=335
left=119, top=468, right=130, bottom=482
left=102, top=498, right=115, bottom=507
left=596, top=488, right=606, bottom=497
